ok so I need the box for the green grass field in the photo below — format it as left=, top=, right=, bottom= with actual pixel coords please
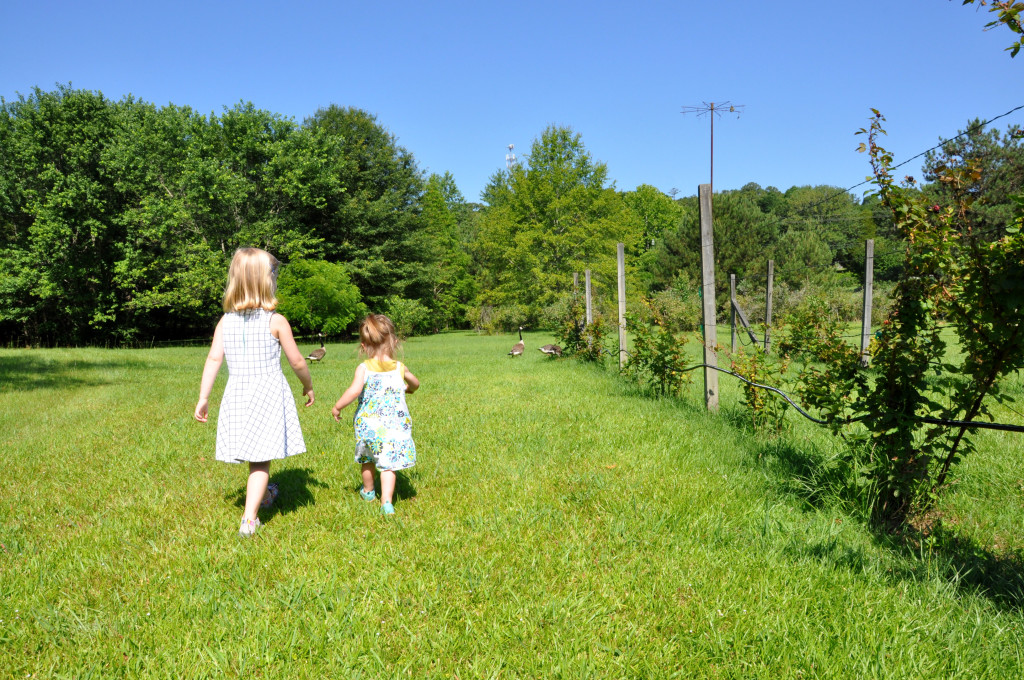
left=2, top=331, right=1023, bottom=678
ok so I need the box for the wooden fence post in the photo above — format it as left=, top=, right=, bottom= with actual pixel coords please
left=699, top=184, right=719, bottom=412
left=860, top=239, right=874, bottom=367
left=765, top=260, right=774, bottom=352
left=617, top=242, right=627, bottom=370
left=730, top=273, right=737, bottom=353
left=585, top=269, right=593, bottom=325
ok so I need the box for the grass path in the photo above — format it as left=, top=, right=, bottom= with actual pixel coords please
left=1, top=332, right=1023, bottom=678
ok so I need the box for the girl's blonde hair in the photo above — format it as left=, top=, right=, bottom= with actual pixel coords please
left=359, top=314, right=400, bottom=358
left=222, top=248, right=279, bottom=313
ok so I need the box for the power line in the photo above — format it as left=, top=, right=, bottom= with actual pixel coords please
left=757, top=103, right=1024, bottom=232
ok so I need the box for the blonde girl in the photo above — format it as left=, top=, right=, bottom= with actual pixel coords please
left=332, top=314, right=420, bottom=515
left=195, top=248, right=315, bottom=536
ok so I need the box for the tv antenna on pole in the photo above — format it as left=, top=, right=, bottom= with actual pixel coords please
left=506, top=143, right=517, bottom=171
left=681, top=101, right=744, bottom=192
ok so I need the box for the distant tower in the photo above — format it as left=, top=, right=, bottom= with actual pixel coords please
left=506, top=144, right=517, bottom=171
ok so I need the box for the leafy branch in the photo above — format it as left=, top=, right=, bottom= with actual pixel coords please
left=962, top=0, right=1024, bottom=57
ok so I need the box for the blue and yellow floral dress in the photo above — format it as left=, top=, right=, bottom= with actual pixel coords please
left=353, top=359, right=416, bottom=471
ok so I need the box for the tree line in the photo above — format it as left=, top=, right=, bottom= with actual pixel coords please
left=1, top=85, right=1021, bottom=345
left=0, top=86, right=439, bottom=345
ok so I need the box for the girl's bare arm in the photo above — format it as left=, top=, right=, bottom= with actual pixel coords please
left=271, top=313, right=314, bottom=406
left=403, top=367, right=420, bottom=394
left=195, top=318, right=225, bottom=422
left=332, top=364, right=367, bottom=421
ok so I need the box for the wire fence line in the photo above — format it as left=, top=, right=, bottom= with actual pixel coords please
left=602, top=108, right=1024, bottom=435
left=624, top=207, right=1021, bottom=435
left=135, top=332, right=339, bottom=350
left=673, top=361, right=1024, bottom=434
left=719, top=241, right=882, bottom=357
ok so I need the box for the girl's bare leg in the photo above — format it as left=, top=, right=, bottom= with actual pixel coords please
left=361, top=463, right=376, bottom=494
left=380, top=470, right=396, bottom=505
left=243, top=462, right=271, bottom=521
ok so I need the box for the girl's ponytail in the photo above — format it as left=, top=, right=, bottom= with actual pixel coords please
left=359, top=314, right=399, bottom=358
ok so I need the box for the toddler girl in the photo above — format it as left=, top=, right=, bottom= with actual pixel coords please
left=332, top=314, right=419, bottom=515
left=195, top=248, right=315, bottom=536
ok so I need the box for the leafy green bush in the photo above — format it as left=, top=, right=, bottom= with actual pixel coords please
left=871, top=281, right=896, bottom=326
left=576, top=318, right=609, bottom=362
left=649, top=273, right=702, bottom=333
left=623, top=302, right=691, bottom=396
left=276, top=259, right=365, bottom=335
left=538, top=297, right=571, bottom=331
left=729, top=347, right=791, bottom=434
left=385, top=296, right=431, bottom=337
left=783, top=112, right=1024, bottom=529
left=556, top=298, right=608, bottom=362
left=777, top=296, right=867, bottom=429
left=466, top=304, right=530, bottom=334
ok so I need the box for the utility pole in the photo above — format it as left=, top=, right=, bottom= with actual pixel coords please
left=681, top=101, right=744, bottom=192
left=506, top=143, right=517, bottom=171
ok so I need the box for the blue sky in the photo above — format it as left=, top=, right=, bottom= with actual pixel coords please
left=2, top=1, right=1021, bottom=203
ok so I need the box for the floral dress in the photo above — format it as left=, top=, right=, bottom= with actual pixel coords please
left=353, top=360, right=416, bottom=471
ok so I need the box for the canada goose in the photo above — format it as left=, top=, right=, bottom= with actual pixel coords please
left=306, top=333, right=326, bottom=362
left=508, top=327, right=524, bottom=357
left=538, top=344, right=562, bottom=357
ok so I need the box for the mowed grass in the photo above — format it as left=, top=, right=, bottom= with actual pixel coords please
left=1, top=331, right=1023, bottom=679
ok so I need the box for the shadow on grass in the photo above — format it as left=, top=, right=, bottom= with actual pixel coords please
left=612, top=377, right=710, bottom=418
left=0, top=355, right=146, bottom=393
left=746, top=435, right=865, bottom=517
left=753, top=437, right=1024, bottom=611
left=719, top=403, right=770, bottom=435
left=228, top=467, right=329, bottom=521
left=883, top=525, right=1024, bottom=612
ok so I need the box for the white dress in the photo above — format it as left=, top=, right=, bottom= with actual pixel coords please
left=215, top=309, right=306, bottom=464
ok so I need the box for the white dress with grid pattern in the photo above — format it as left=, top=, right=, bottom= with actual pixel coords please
left=215, top=309, right=306, bottom=464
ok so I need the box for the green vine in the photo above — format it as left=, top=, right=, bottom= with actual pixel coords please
left=793, top=110, right=1024, bottom=529
left=557, top=297, right=609, bottom=363
left=623, top=300, right=691, bottom=396
left=730, top=340, right=791, bottom=434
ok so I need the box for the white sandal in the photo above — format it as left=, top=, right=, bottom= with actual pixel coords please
left=239, top=517, right=261, bottom=537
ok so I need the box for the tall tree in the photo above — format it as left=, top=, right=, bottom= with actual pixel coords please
left=0, top=86, right=123, bottom=344
left=302, top=106, right=424, bottom=309
left=103, top=100, right=321, bottom=338
left=0, top=89, right=439, bottom=344
left=777, top=185, right=869, bottom=272
left=647, top=190, right=778, bottom=304
left=474, top=126, right=642, bottom=327
left=622, top=184, right=682, bottom=250
left=413, top=172, right=474, bottom=330
left=921, top=118, right=1024, bottom=239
